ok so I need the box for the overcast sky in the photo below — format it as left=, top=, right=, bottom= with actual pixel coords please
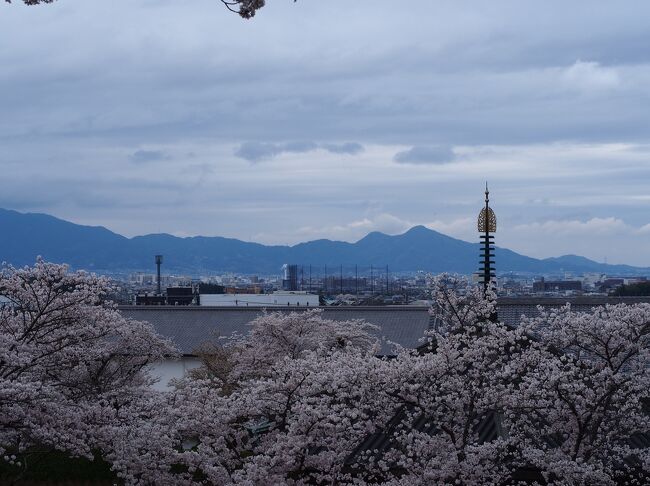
left=2, top=0, right=650, bottom=266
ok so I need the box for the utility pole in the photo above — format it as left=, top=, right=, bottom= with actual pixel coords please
left=355, top=264, right=358, bottom=296
left=340, top=264, right=343, bottom=294
left=370, top=265, right=374, bottom=295
left=155, top=255, right=163, bottom=296
left=309, top=264, right=312, bottom=292
left=386, top=265, right=389, bottom=295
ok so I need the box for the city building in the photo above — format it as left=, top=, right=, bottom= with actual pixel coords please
left=199, top=290, right=319, bottom=307
left=532, top=277, right=582, bottom=294
left=282, top=264, right=299, bottom=291
left=166, top=287, right=196, bottom=306
left=134, top=294, right=166, bottom=306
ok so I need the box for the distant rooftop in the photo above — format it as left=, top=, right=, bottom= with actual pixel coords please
left=498, top=296, right=650, bottom=327
left=119, top=296, right=650, bottom=356
left=119, top=305, right=434, bottom=356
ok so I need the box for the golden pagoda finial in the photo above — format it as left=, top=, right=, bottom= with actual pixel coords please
left=478, top=183, right=496, bottom=233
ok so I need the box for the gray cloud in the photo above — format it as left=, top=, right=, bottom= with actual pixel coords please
left=234, top=142, right=282, bottom=162
left=235, top=141, right=317, bottom=162
left=282, top=141, right=319, bottom=153
left=4, top=1, right=650, bottom=147
left=130, top=150, right=168, bottom=164
left=394, top=146, right=456, bottom=165
left=321, top=142, right=365, bottom=155
left=235, top=141, right=364, bottom=161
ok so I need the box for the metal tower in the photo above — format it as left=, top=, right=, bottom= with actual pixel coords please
left=155, top=255, right=163, bottom=295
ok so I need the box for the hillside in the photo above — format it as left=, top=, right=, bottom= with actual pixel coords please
left=0, top=208, right=647, bottom=276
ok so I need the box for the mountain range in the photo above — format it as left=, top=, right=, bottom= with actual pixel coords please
left=0, top=208, right=647, bottom=276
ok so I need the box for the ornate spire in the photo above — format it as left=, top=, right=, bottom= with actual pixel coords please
left=478, top=183, right=497, bottom=233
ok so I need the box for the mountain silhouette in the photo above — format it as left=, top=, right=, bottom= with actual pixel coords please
left=0, top=208, right=647, bottom=276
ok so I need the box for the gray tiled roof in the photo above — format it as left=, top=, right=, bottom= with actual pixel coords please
left=347, top=408, right=500, bottom=469
left=497, top=296, right=650, bottom=327
left=119, top=306, right=434, bottom=356
left=120, top=297, right=650, bottom=356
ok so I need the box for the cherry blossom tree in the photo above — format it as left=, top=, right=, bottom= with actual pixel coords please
left=114, top=280, right=525, bottom=484
left=427, top=277, right=649, bottom=484
left=188, top=349, right=393, bottom=484
left=505, top=303, right=650, bottom=485
left=6, top=0, right=281, bottom=19
left=343, top=275, right=530, bottom=484
left=7, top=265, right=644, bottom=485
left=0, top=259, right=177, bottom=479
left=233, top=308, right=379, bottom=377
left=110, top=277, right=647, bottom=485
left=354, top=323, right=528, bottom=484
left=190, top=308, right=378, bottom=387
left=428, top=273, right=497, bottom=331
left=108, top=308, right=391, bottom=484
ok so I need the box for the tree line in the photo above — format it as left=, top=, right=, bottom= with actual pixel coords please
left=0, top=261, right=648, bottom=484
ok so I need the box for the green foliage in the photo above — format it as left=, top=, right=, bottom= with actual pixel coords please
left=612, top=281, right=650, bottom=296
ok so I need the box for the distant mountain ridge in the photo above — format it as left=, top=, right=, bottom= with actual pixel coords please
left=0, top=208, right=647, bottom=276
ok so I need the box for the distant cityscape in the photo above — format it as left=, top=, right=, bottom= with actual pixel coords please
left=118, top=188, right=649, bottom=306
left=115, top=257, right=649, bottom=307
left=3, top=202, right=648, bottom=307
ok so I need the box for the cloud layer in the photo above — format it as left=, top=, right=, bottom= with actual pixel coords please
left=2, top=1, right=650, bottom=266
left=394, top=146, right=456, bottom=165
left=235, top=141, right=364, bottom=162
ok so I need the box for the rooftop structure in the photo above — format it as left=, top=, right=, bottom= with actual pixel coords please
left=532, top=277, right=582, bottom=294
left=198, top=291, right=319, bottom=308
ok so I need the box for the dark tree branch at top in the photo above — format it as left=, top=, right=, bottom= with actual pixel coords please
left=5, top=0, right=295, bottom=19
left=220, top=0, right=267, bottom=19
left=5, top=0, right=56, bottom=4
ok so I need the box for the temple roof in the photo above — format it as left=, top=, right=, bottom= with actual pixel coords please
left=119, top=305, right=435, bottom=356
left=119, top=296, right=650, bottom=356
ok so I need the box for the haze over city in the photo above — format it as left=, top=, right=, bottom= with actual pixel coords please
left=3, top=0, right=650, bottom=266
